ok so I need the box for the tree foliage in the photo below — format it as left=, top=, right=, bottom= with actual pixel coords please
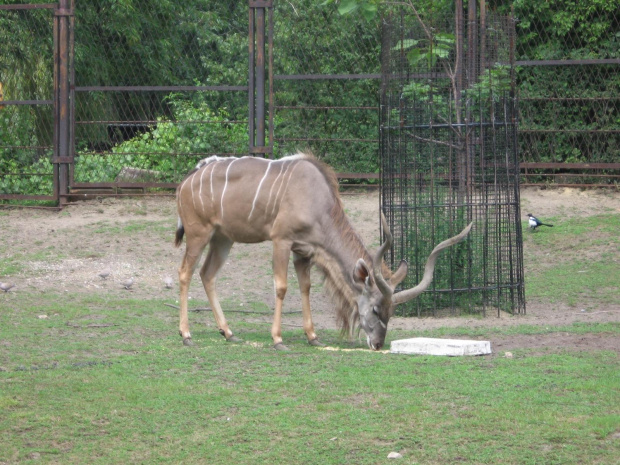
left=2, top=0, right=618, bottom=199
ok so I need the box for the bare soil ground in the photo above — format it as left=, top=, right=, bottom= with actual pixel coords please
left=2, top=187, right=619, bottom=354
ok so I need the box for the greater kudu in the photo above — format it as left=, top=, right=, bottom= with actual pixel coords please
left=175, top=153, right=472, bottom=350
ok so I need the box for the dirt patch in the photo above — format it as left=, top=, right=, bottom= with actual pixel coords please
left=490, top=332, right=620, bottom=356
left=1, top=187, right=619, bottom=354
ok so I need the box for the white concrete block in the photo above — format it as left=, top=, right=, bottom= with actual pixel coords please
left=390, top=337, right=491, bottom=356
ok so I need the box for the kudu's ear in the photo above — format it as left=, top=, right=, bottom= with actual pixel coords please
left=390, top=260, right=408, bottom=288
left=353, top=259, right=373, bottom=286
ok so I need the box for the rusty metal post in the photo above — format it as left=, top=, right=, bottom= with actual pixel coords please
left=249, top=0, right=272, bottom=157
left=53, top=0, right=74, bottom=206
left=267, top=5, right=274, bottom=159
left=248, top=3, right=255, bottom=154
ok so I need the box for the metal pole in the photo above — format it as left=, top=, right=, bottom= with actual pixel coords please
left=249, top=1, right=271, bottom=157
left=54, top=0, right=73, bottom=206
left=248, top=3, right=255, bottom=153
left=267, top=5, right=274, bottom=158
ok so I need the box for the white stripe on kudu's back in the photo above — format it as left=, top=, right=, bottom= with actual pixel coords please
left=248, top=160, right=273, bottom=221
left=265, top=161, right=286, bottom=219
left=220, top=158, right=238, bottom=220
left=276, top=159, right=302, bottom=214
left=198, top=164, right=208, bottom=213
left=271, top=159, right=296, bottom=217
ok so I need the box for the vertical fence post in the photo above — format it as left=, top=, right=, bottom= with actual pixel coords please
left=249, top=0, right=272, bottom=158
left=53, top=0, right=74, bottom=206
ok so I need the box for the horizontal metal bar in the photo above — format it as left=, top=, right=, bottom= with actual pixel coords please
left=0, top=3, right=56, bottom=10
left=75, top=120, right=247, bottom=125
left=74, top=85, right=248, bottom=92
left=383, top=201, right=519, bottom=209
left=521, top=162, right=620, bottom=170
left=521, top=183, right=618, bottom=188
left=70, top=182, right=178, bottom=189
left=337, top=173, right=380, bottom=179
left=1, top=172, right=52, bottom=177
left=520, top=97, right=620, bottom=101
left=516, top=59, right=620, bottom=66
left=274, top=137, right=378, bottom=143
left=1, top=100, right=53, bottom=106
left=425, top=283, right=523, bottom=293
left=249, top=0, right=273, bottom=6
left=275, top=105, right=379, bottom=111
left=274, top=72, right=449, bottom=80
left=61, top=192, right=176, bottom=198
left=249, top=146, right=273, bottom=154
left=0, top=204, right=61, bottom=211
left=384, top=121, right=514, bottom=130
left=274, top=73, right=382, bottom=80
left=520, top=129, right=620, bottom=133
left=0, top=194, right=56, bottom=200
left=522, top=173, right=619, bottom=178
left=67, top=174, right=382, bottom=191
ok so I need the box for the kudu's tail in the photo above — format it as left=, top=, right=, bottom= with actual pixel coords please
left=174, top=218, right=185, bottom=247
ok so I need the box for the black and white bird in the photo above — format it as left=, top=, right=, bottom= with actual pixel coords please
left=527, top=213, right=553, bottom=231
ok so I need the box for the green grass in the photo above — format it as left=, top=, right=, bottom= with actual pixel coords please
left=1, top=205, right=618, bottom=463
left=526, top=260, right=620, bottom=306
left=92, top=219, right=172, bottom=238
left=1, top=294, right=619, bottom=464
left=0, top=247, right=68, bottom=276
left=523, top=214, right=620, bottom=306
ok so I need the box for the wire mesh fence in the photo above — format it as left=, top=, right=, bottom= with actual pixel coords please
left=513, top=0, right=620, bottom=186
left=271, top=0, right=382, bottom=180
left=1, top=0, right=618, bottom=206
left=71, top=1, right=249, bottom=191
left=380, top=5, right=525, bottom=317
left=0, top=4, right=55, bottom=201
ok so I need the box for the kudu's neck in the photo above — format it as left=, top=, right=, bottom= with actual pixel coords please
left=308, top=203, right=373, bottom=333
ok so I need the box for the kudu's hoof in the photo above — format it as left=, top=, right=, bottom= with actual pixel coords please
left=308, top=338, right=325, bottom=347
left=226, top=335, right=243, bottom=343
left=273, top=343, right=290, bottom=351
left=182, top=337, right=193, bottom=347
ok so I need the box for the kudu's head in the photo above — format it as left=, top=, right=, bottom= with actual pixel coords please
left=352, top=214, right=473, bottom=351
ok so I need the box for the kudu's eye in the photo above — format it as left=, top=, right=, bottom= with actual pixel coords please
left=372, top=306, right=380, bottom=317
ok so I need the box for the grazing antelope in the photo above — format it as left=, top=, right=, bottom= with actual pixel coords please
left=175, top=153, right=472, bottom=350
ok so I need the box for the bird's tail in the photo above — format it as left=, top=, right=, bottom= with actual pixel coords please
left=541, top=223, right=553, bottom=227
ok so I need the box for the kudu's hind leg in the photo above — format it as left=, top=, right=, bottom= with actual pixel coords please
left=178, top=232, right=212, bottom=346
left=293, top=254, right=323, bottom=347
left=199, top=235, right=240, bottom=342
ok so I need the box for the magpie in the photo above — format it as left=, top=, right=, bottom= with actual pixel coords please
left=527, top=213, right=553, bottom=231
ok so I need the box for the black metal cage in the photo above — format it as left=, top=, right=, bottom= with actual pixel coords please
left=380, top=5, right=525, bottom=317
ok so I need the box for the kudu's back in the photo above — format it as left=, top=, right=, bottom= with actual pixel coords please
left=175, top=154, right=337, bottom=246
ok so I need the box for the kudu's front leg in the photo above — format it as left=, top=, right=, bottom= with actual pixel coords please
left=293, top=254, right=323, bottom=347
left=272, top=241, right=292, bottom=350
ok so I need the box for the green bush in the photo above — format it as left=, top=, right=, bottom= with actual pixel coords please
left=74, top=94, right=250, bottom=184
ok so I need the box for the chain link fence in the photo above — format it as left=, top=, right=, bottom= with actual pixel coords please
left=513, top=0, right=620, bottom=186
left=0, top=4, right=55, bottom=202
left=71, top=1, right=249, bottom=193
left=1, top=1, right=619, bottom=206
left=272, top=0, right=382, bottom=180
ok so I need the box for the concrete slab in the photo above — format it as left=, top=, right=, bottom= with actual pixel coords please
left=390, top=337, right=492, bottom=356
